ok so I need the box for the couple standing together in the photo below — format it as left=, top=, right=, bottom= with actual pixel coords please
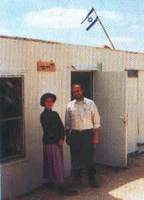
left=40, top=83, right=101, bottom=195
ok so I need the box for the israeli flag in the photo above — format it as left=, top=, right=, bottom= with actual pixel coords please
left=81, top=8, right=98, bottom=31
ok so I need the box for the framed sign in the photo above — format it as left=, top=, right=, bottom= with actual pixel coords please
left=37, top=60, right=56, bottom=72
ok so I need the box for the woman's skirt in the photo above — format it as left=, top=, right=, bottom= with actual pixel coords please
left=43, top=144, right=64, bottom=185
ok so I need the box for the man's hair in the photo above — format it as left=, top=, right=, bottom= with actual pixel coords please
left=71, top=83, right=85, bottom=91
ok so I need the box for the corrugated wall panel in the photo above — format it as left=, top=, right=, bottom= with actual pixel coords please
left=1, top=36, right=144, bottom=199
left=138, top=71, right=144, bottom=143
left=1, top=37, right=144, bottom=75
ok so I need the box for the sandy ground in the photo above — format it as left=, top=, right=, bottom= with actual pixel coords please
left=17, top=153, right=144, bottom=200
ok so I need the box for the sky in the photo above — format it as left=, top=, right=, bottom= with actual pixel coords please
left=0, top=0, right=143, bottom=52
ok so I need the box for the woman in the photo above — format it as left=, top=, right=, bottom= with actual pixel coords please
left=40, top=92, right=77, bottom=196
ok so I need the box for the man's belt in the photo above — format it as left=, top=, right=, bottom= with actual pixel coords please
left=71, top=129, right=93, bottom=133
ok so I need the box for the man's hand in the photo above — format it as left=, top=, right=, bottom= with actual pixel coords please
left=65, top=130, right=71, bottom=145
left=66, top=135, right=71, bottom=145
left=93, top=128, right=100, bottom=144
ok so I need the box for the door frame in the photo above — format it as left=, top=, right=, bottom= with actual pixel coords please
left=126, top=70, right=139, bottom=153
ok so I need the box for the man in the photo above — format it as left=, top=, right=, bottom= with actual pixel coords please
left=65, top=83, right=101, bottom=187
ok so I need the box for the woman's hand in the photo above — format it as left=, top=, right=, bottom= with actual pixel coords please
left=58, top=139, right=64, bottom=145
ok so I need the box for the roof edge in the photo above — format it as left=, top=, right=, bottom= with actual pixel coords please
left=0, top=35, right=143, bottom=55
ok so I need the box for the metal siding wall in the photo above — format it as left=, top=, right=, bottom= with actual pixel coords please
left=1, top=37, right=144, bottom=198
left=67, top=46, right=144, bottom=72
left=138, top=71, right=144, bottom=143
left=0, top=38, right=29, bottom=75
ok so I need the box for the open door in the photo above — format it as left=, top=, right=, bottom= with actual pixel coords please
left=93, top=72, right=127, bottom=167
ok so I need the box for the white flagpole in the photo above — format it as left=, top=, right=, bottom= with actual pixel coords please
left=93, top=8, right=115, bottom=49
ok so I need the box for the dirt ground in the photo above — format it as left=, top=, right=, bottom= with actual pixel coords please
left=17, top=153, right=144, bottom=200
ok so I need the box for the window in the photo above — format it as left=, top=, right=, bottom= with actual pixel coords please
left=0, top=77, right=25, bottom=162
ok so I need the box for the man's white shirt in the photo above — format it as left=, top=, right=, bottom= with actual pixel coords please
left=65, top=97, right=100, bottom=131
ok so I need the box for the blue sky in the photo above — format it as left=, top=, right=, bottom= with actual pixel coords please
left=0, top=0, right=143, bottom=52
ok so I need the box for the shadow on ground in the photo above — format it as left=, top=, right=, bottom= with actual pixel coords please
left=17, top=153, right=144, bottom=200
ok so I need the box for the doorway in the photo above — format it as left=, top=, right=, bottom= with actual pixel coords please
left=71, top=71, right=93, bottom=100
left=70, top=71, right=127, bottom=167
left=126, top=71, right=138, bottom=153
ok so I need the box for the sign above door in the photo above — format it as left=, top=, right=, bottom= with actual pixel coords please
left=37, top=60, right=56, bottom=72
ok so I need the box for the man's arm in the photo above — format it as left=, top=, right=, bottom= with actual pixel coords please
left=92, top=102, right=101, bottom=144
left=93, top=128, right=100, bottom=144
left=92, top=102, right=100, bottom=129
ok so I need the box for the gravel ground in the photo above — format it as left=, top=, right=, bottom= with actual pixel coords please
left=17, top=153, right=144, bottom=200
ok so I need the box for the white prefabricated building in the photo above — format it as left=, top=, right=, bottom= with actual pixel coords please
left=0, top=36, right=144, bottom=199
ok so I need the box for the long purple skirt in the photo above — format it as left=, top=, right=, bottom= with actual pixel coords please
left=43, top=144, right=64, bottom=185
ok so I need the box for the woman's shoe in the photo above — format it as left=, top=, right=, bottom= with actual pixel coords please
left=45, top=182, right=55, bottom=190
left=57, top=185, right=79, bottom=196
left=88, top=178, right=100, bottom=188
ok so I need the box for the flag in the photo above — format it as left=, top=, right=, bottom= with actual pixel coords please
left=81, top=8, right=98, bottom=31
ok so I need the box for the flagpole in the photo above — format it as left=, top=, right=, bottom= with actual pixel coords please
left=98, top=17, right=115, bottom=49
left=93, top=9, right=115, bottom=49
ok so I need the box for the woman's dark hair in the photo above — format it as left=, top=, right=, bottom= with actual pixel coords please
left=40, top=93, right=56, bottom=106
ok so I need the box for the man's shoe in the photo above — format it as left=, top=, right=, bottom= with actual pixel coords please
left=74, top=177, right=82, bottom=187
left=57, top=185, right=79, bottom=196
left=89, top=179, right=100, bottom=188
left=72, top=169, right=82, bottom=186
left=60, top=189, right=79, bottom=196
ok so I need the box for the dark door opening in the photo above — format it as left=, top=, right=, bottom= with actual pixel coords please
left=71, top=71, right=93, bottom=100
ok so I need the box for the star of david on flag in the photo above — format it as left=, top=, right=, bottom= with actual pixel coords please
left=81, top=8, right=98, bottom=31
